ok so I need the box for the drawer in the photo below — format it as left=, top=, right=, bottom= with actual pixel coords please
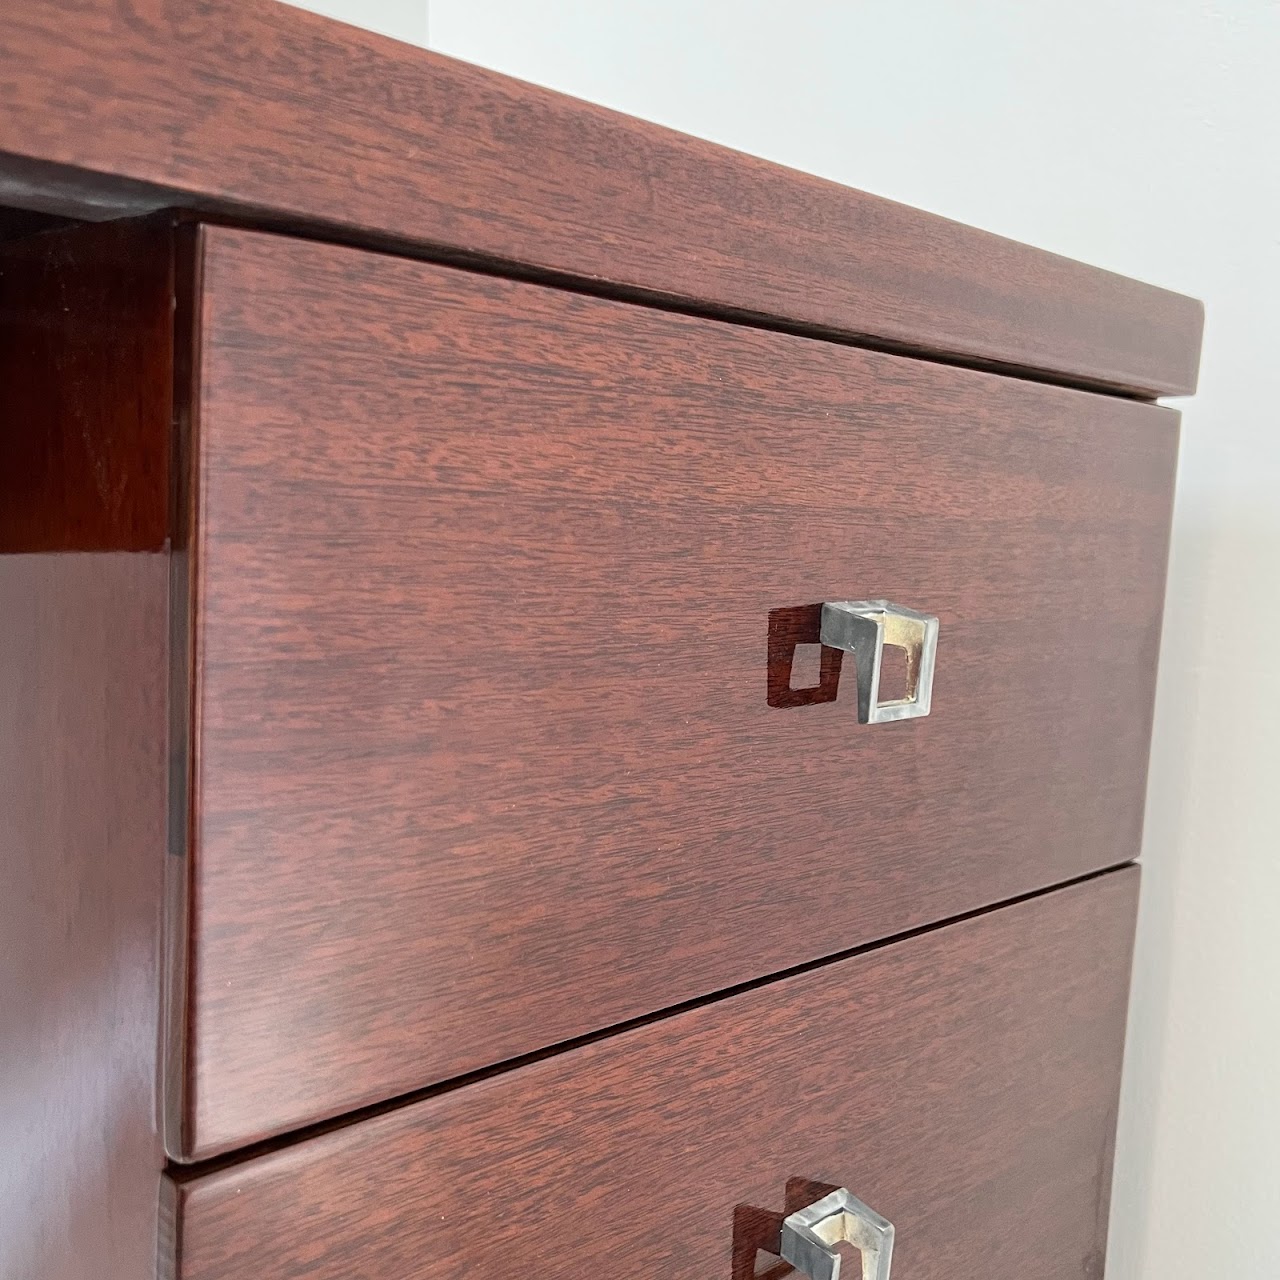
left=171, top=227, right=1176, bottom=1158
left=164, top=868, right=1138, bottom=1279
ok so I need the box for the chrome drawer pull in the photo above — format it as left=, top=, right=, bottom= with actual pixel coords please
left=820, top=600, right=939, bottom=724
left=780, top=1187, right=895, bottom=1280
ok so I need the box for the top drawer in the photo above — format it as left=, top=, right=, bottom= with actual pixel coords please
left=172, top=227, right=1177, bottom=1159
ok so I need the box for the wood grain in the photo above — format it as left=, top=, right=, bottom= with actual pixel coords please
left=0, top=0, right=1201, bottom=396
left=0, top=217, right=175, bottom=553
left=176, top=227, right=1178, bottom=1158
left=767, top=604, right=844, bottom=709
left=0, top=221, right=173, bottom=1279
left=164, top=869, right=1139, bottom=1280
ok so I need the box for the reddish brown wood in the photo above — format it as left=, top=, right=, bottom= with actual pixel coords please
left=174, top=227, right=1177, bottom=1159
left=767, top=604, right=844, bottom=708
left=0, top=221, right=174, bottom=1278
left=165, top=870, right=1139, bottom=1280
left=0, top=217, right=175, bottom=553
left=0, top=1, right=1201, bottom=396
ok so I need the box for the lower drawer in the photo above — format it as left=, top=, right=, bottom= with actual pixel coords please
left=163, top=868, right=1137, bottom=1280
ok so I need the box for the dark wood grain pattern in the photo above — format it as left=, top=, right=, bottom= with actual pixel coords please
left=0, top=220, right=173, bottom=1279
left=175, top=227, right=1178, bottom=1159
left=0, top=217, right=175, bottom=553
left=164, top=870, right=1139, bottom=1280
left=0, top=1, right=1201, bottom=396
left=767, top=604, right=844, bottom=709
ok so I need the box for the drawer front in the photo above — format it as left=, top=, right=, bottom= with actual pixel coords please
left=166, top=869, right=1138, bottom=1279
left=177, top=228, right=1176, bottom=1156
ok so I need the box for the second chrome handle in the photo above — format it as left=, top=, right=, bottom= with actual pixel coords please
left=780, top=1187, right=895, bottom=1280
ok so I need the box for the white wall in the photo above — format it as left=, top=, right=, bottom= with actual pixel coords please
left=291, top=3, right=1280, bottom=1275
left=286, top=0, right=426, bottom=44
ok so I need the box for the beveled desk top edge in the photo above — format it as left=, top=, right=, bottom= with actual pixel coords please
left=0, top=0, right=1202, bottom=398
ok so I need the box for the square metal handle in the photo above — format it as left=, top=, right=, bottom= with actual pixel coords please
left=820, top=600, right=939, bottom=724
left=780, top=1187, right=895, bottom=1280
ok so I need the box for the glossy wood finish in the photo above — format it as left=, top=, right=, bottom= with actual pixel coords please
left=0, top=2, right=1201, bottom=396
left=176, top=227, right=1178, bottom=1158
left=164, top=869, right=1139, bottom=1280
left=0, top=220, right=173, bottom=1280
left=0, top=218, right=175, bottom=552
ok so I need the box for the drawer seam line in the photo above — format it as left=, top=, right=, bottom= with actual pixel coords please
left=167, top=858, right=1139, bottom=1180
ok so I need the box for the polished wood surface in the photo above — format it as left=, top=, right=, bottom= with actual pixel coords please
left=0, top=1, right=1201, bottom=396
left=0, top=221, right=173, bottom=1279
left=0, top=217, right=175, bottom=552
left=176, top=226, right=1177, bottom=1158
left=165, top=869, right=1139, bottom=1280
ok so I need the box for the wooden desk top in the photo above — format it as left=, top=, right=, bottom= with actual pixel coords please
left=0, top=0, right=1201, bottom=396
